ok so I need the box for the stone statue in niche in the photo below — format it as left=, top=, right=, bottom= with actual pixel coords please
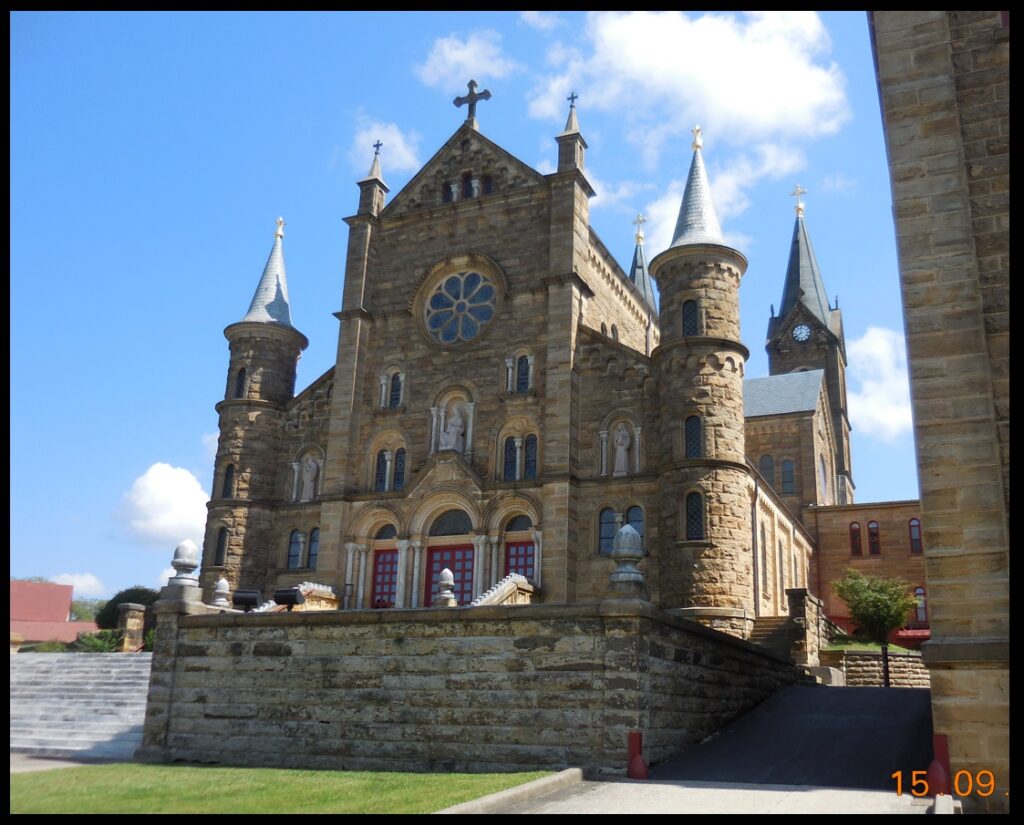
left=612, top=423, right=631, bottom=477
left=439, top=405, right=466, bottom=453
left=300, top=455, right=318, bottom=501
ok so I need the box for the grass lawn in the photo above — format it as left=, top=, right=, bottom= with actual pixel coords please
left=826, top=634, right=914, bottom=654
left=9, top=763, right=551, bottom=814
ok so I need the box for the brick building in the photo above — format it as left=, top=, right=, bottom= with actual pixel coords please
left=197, top=90, right=923, bottom=642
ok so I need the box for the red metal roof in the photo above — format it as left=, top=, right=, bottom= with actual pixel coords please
left=10, top=581, right=74, bottom=622
left=10, top=620, right=98, bottom=643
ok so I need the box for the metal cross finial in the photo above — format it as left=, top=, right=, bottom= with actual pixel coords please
left=632, top=212, right=647, bottom=244
left=453, top=79, right=492, bottom=122
left=373, top=140, right=382, bottom=155
left=567, top=91, right=578, bottom=107
left=790, top=184, right=807, bottom=216
left=691, top=124, right=703, bottom=151
left=275, top=216, right=285, bottom=238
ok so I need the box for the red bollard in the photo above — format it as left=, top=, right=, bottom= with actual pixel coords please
left=627, top=730, right=648, bottom=780
left=926, top=733, right=951, bottom=796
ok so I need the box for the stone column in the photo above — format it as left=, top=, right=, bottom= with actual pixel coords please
left=290, top=461, right=301, bottom=502
left=411, top=541, right=424, bottom=608
left=316, top=459, right=325, bottom=496
left=599, top=430, right=609, bottom=477
left=378, top=375, right=387, bottom=407
left=398, top=373, right=405, bottom=405
left=355, top=544, right=369, bottom=608
left=429, top=407, right=439, bottom=454
left=384, top=450, right=394, bottom=492
left=489, top=536, right=501, bottom=585
left=471, top=535, right=488, bottom=598
left=117, top=603, right=146, bottom=652
left=634, top=426, right=642, bottom=474
left=505, top=357, right=514, bottom=392
left=526, top=355, right=535, bottom=389
left=465, top=402, right=476, bottom=460
left=344, top=542, right=357, bottom=608
left=531, top=529, right=543, bottom=588
left=395, top=540, right=410, bottom=608
left=514, top=437, right=524, bottom=480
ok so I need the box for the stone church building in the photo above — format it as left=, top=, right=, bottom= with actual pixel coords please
left=199, top=90, right=921, bottom=640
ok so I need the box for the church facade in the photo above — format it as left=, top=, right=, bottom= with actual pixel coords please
left=199, top=90, right=916, bottom=640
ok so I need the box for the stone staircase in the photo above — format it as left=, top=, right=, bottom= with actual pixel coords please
left=747, top=616, right=793, bottom=660
left=10, top=652, right=152, bottom=760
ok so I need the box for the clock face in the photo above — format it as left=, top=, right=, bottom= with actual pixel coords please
left=793, top=324, right=811, bottom=342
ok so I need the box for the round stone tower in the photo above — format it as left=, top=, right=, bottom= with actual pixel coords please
left=649, top=127, right=754, bottom=639
left=201, top=218, right=308, bottom=599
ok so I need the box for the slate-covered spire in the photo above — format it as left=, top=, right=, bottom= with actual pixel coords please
left=670, top=125, right=726, bottom=248
left=556, top=91, right=587, bottom=172
left=778, top=187, right=831, bottom=327
left=628, top=213, right=656, bottom=309
left=241, top=217, right=295, bottom=327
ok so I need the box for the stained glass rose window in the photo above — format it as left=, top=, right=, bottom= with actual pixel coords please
left=424, top=271, right=496, bottom=344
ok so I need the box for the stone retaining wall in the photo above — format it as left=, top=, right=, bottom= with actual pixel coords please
left=138, top=596, right=798, bottom=774
left=819, top=649, right=930, bottom=688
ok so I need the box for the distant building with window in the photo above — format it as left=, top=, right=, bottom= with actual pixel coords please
left=197, top=94, right=922, bottom=641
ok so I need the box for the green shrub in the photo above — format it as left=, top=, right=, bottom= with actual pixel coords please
left=94, top=586, right=159, bottom=629
left=69, top=630, right=123, bottom=652
left=143, top=628, right=155, bottom=652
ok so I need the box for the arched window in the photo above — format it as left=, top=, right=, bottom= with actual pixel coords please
left=760, top=524, right=769, bottom=593
left=598, top=508, right=617, bottom=555
left=818, top=455, right=830, bottom=503
left=442, top=183, right=453, bottom=204
left=781, top=460, right=796, bottom=495
left=371, top=549, right=398, bottom=609
left=909, top=518, right=922, bottom=554
left=524, top=435, right=538, bottom=480
left=611, top=324, right=619, bottom=341
left=601, top=322, right=607, bottom=336
left=504, top=515, right=535, bottom=579
left=626, top=506, right=644, bottom=549
left=307, top=528, right=319, bottom=570
left=374, top=451, right=388, bottom=492
left=516, top=355, right=530, bottom=393
left=503, top=436, right=517, bottom=481
left=287, top=530, right=302, bottom=570
left=375, top=524, right=398, bottom=540
left=482, top=175, right=494, bottom=195
left=791, top=543, right=798, bottom=587
left=221, top=464, right=235, bottom=499
left=682, top=300, right=699, bottom=336
left=849, top=522, right=862, bottom=556
left=759, top=455, right=775, bottom=483
left=393, top=448, right=406, bottom=492
left=685, top=493, right=704, bottom=540
left=234, top=367, right=247, bottom=400
left=462, top=173, right=474, bottom=199
left=868, top=521, right=881, bottom=555
left=214, top=527, right=227, bottom=566
left=429, top=509, right=473, bottom=536
left=506, top=514, right=533, bottom=532
left=914, top=586, right=927, bottom=624
left=388, top=373, right=402, bottom=409
left=685, top=416, right=702, bottom=458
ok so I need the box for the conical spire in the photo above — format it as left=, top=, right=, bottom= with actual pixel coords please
left=562, top=91, right=580, bottom=134
left=669, top=125, right=725, bottom=248
left=628, top=213, right=656, bottom=308
left=778, top=189, right=831, bottom=327
left=241, top=217, right=295, bottom=327
left=359, top=140, right=385, bottom=184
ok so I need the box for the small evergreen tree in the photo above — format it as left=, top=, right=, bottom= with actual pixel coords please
left=94, top=586, right=160, bottom=629
left=832, top=569, right=917, bottom=687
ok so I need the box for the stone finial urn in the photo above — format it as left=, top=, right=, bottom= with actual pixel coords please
left=212, top=576, right=231, bottom=608
left=170, top=539, right=200, bottom=585
left=609, top=524, right=649, bottom=599
left=433, top=567, right=457, bottom=608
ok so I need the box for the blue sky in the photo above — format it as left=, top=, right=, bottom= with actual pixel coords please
left=11, top=11, right=919, bottom=599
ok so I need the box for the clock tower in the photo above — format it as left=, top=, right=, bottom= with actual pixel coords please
left=765, top=189, right=854, bottom=503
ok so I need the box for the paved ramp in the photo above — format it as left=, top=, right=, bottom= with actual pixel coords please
left=650, top=685, right=933, bottom=791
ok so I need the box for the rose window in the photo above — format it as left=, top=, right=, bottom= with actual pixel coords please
left=424, top=271, right=496, bottom=344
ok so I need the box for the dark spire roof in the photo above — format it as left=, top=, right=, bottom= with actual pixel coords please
left=779, top=208, right=831, bottom=328
left=628, top=213, right=656, bottom=309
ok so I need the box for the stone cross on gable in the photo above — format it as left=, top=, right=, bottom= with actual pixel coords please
left=453, top=79, right=492, bottom=122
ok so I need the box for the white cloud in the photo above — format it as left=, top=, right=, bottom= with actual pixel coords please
left=521, top=11, right=561, bottom=32
left=53, top=573, right=106, bottom=598
left=348, top=115, right=421, bottom=175
left=528, top=12, right=848, bottom=151
left=708, top=142, right=806, bottom=221
left=415, top=30, right=520, bottom=92
left=120, top=463, right=210, bottom=549
left=847, top=326, right=914, bottom=442
left=201, top=432, right=219, bottom=464
left=821, top=172, right=856, bottom=194
left=157, top=566, right=176, bottom=588
left=535, top=157, right=556, bottom=175
left=584, top=166, right=654, bottom=212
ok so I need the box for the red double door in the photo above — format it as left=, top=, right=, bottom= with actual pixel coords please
left=369, top=545, right=475, bottom=608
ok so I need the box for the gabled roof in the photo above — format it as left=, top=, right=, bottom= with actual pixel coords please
left=778, top=213, right=831, bottom=328
left=744, top=369, right=825, bottom=417
left=241, top=218, right=296, bottom=328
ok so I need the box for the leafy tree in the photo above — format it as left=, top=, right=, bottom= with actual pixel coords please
left=832, top=569, right=917, bottom=687
left=95, top=586, right=160, bottom=629
left=70, top=598, right=106, bottom=622
left=69, top=630, right=123, bottom=653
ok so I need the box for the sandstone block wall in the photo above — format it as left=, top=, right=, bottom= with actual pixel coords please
left=819, top=650, right=930, bottom=689
left=138, top=600, right=797, bottom=774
